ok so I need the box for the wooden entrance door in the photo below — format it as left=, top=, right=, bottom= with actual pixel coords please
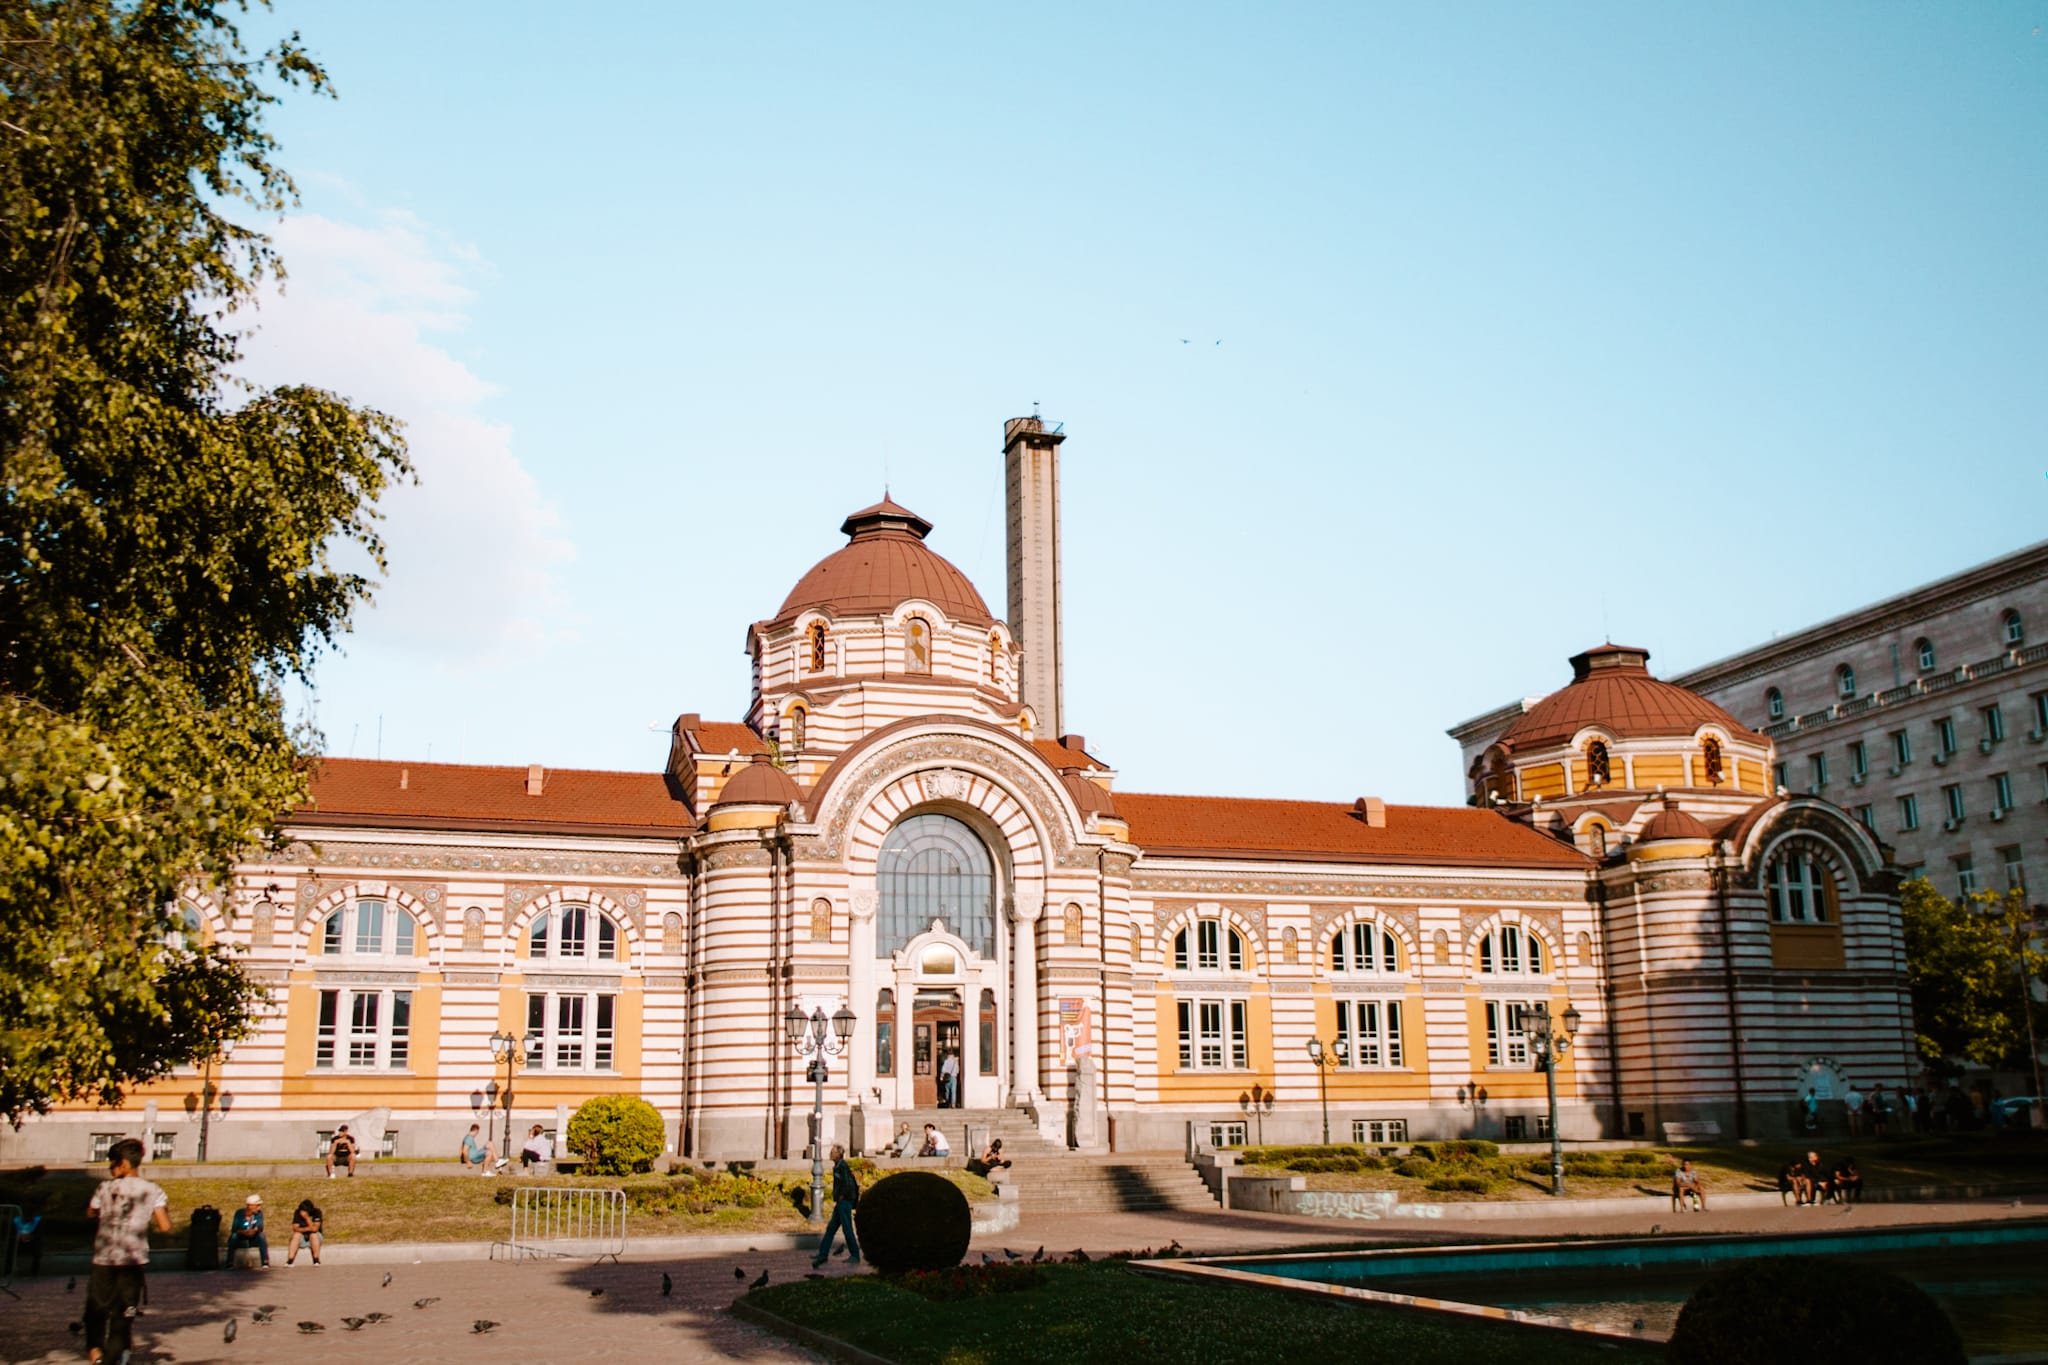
left=912, top=990, right=962, bottom=1107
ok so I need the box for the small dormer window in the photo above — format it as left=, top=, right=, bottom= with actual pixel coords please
left=905, top=616, right=931, bottom=673
left=807, top=623, right=827, bottom=672
left=1766, top=688, right=1784, bottom=721
left=1586, top=739, right=1610, bottom=787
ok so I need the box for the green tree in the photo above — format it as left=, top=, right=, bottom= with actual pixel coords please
left=565, top=1096, right=668, bottom=1175
left=1900, top=879, right=2046, bottom=1075
left=0, top=0, right=409, bottom=1120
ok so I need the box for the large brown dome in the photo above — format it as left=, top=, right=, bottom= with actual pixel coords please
left=1496, top=645, right=1755, bottom=752
left=772, top=497, right=993, bottom=627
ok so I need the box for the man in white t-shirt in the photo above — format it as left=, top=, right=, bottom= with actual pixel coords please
left=520, top=1124, right=554, bottom=1169
left=1843, top=1085, right=1865, bottom=1138
left=918, top=1123, right=950, bottom=1157
left=85, top=1137, right=171, bottom=1364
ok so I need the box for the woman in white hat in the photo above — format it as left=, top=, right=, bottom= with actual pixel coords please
left=227, top=1194, right=268, bottom=1269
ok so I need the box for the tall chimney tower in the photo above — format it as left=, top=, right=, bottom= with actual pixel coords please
left=1004, top=414, right=1066, bottom=737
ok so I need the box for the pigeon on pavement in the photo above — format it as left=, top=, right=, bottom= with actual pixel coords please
left=589, top=1287, right=604, bottom=1297
left=382, top=1272, right=393, bottom=1287
left=297, top=1321, right=325, bottom=1333
left=365, top=1312, right=391, bottom=1323
left=750, top=1268, right=770, bottom=1289
left=67, top=1322, right=81, bottom=1336
left=473, top=1320, right=500, bottom=1334
left=661, top=1272, right=673, bottom=1297
left=733, top=1266, right=746, bottom=1281
left=413, top=1297, right=440, bottom=1309
left=342, top=1317, right=368, bottom=1331
left=1030, top=1246, right=1044, bottom=1263
left=223, top=1320, right=238, bottom=1343
left=1003, top=1248, right=1020, bottom=1260
left=66, top=1276, right=77, bottom=1293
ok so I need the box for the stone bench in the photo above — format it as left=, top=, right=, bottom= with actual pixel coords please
left=1661, top=1120, right=1723, bottom=1145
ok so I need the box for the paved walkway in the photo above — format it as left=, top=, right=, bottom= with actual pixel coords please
left=4, top=1197, right=2039, bottom=1363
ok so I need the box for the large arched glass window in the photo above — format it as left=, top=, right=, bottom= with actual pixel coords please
left=877, top=813, right=996, bottom=957
left=322, top=898, right=418, bottom=957
left=1767, top=846, right=1836, bottom=923
left=528, top=904, right=619, bottom=961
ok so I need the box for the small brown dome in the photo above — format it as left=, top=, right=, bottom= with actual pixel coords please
left=1059, top=768, right=1117, bottom=819
left=1497, top=645, right=1753, bottom=751
left=713, top=754, right=803, bottom=808
left=772, top=497, right=993, bottom=627
left=1638, top=806, right=1712, bottom=843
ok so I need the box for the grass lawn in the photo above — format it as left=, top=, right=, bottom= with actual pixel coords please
left=747, top=1260, right=1660, bottom=1365
left=1242, top=1131, right=2048, bottom=1202
left=0, top=1166, right=992, bottom=1252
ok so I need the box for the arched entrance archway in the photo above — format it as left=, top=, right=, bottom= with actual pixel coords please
left=876, top=813, right=1004, bottom=1109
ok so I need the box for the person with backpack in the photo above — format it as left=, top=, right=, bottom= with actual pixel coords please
left=84, top=1137, right=172, bottom=1365
left=810, top=1144, right=862, bottom=1268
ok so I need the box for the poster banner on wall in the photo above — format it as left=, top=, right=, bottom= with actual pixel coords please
left=1059, top=998, right=1093, bottom=1066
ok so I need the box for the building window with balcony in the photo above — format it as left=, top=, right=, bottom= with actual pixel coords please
left=1936, top=717, right=1957, bottom=758
left=1899, top=793, right=1920, bottom=831
left=1766, top=848, right=1833, bottom=923
left=1333, top=999, right=1404, bottom=1067
left=1331, top=921, right=1401, bottom=974
left=1917, top=638, right=1937, bottom=671
left=524, top=992, right=617, bottom=1071
left=1810, top=754, right=1829, bottom=790
left=2001, top=846, right=2027, bottom=894
left=1892, top=730, right=1912, bottom=768
left=1955, top=855, right=1978, bottom=898
left=1984, top=705, right=2006, bottom=746
left=1174, top=918, right=1246, bottom=973
left=1993, top=772, right=2015, bottom=812
left=1836, top=665, right=1856, bottom=699
left=1943, top=784, right=1966, bottom=824
left=2004, top=609, right=2025, bottom=648
left=315, top=989, right=412, bottom=1070
left=1176, top=999, right=1248, bottom=1070
left=1767, top=688, right=1785, bottom=721
left=1849, top=740, right=1867, bottom=781
left=1484, top=1000, right=1533, bottom=1067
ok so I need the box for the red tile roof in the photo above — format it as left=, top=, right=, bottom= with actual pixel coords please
left=297, top=758, right=690, bottom=835
left=1114, top=792, right=1593, bottom=868
left=1497, top=644, right=1755, bottom=751
left=1033, top=739, right=1104, bottom=770
left=683, top=721, right=771, bottom=757
left=771, top=499, right=993, bottom=628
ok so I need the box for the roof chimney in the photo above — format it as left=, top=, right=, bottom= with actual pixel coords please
left=1005, top=414, right=1067, bottom=739
left=676, top=713, right=702, bottom=732
left=1353, top=796, right=1387, bottom=829
left=399, top=768, right=409, bottom=791
left=1058, top=733, right=1086, bottom=756
left=526, top=764, right=545, bottom=797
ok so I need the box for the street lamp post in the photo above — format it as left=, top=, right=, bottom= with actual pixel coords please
left=1520, top=1002, right=1583, bottom=1197
left=488, top=1030, right=536, bottom=1164
left=786, top=1004, right=857, bottom=1225
left=197, top=1038, right=236, bottom=1164
left=1305, top=1037, right=1346, bottom=1145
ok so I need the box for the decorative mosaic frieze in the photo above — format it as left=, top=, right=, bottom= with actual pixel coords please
left=1131, top=873, right=1587, bottom=903
left=277, top=840, right=681, bottom=880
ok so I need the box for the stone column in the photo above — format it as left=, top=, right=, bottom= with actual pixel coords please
left=1010, top=889, right=1044, bottom=1105
left=848, top=891, right=877, bottom=1102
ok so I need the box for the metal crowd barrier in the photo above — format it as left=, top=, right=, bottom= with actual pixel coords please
left=491, top=1187, right=626, bottom=1264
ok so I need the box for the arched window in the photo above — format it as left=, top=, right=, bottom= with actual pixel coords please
left=529, top=904, right=619, bottom=961
left=1916, top=638, right=1936, bottom=671
left=1477, top=925, right=1545, bottom=975
left=806, top=622, right=827, bottom=672
left=978, top=988, right=998, bottom=1076
left=1836, top=665, right=1856, bottom=699
left=164, top=902, right=205, bottom=953
left=877, top=814, right=995, bottom=957
left=1766, top=847, right=1835, bottom=923
left=322, top=898, right=418, bottom=957
left=1588, top=823, right=1609, bottom=857
left=1586, top=739, right=1611, bottom=787
left=1766, top=688, right=1784, bottom=721
left=988, top=632, right=1002, bottom=684
left=1330, top=921, right=1401, bottom=973
left=2004, top=609, right=2025, bottom=648
left=875, top=988, right=896, bottom=1077
left=904, top=616, right=932, bottom=673
left=1701, top=736, right=1724, bottom=785
left=788, top=706, right=807, bottom=751
left=1172, top=918, right=1246, bottom=973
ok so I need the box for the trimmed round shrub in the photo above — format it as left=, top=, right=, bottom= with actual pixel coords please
left=1668, top=1256, right=1964, bottom=1365
left=1394, top=1157, right=1435, bottom=1180
left=854, top=1171, right=971, bottom=1275
left=564, top=1095, right=667, bottom=1175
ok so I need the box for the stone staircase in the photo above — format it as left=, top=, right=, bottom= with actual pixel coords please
left=881, top=1107, right=1219, bottom=1214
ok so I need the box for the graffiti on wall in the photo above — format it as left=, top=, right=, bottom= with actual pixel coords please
left=1294, top=1190, right=1445, bottom=1221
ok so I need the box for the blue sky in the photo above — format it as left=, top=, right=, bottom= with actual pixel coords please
left=242, top=3, right=2048, bottom=804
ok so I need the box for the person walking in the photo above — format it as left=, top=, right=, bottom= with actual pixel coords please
left=810, top=1144, right=862, bottom=1268
left=939, top=1050, right=960, bottom=1108
left=84, top=1137, right=172, bottom=1365
left=286, top=1198, right=323, bottom=1265
left=460, top=1123, right=491, bottom=1175
left=227, top=1195, right=269, bottom=1269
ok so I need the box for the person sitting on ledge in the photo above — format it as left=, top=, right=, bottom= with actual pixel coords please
left=325, top=1125, right=357, bottom=1179
left=1778, top=1158, right=1809, bottom=1206
left=286, top=1198, right=322, bottom=1266
left=967, top=1138, right=1013, bottom=1182
left=1832, top=1155, right=1863, bottom=1204
left=1803, top=1150, right=1836, bottom=1204
left=917, top=1123, right=950, bottom=1158
left=520, top=1124, right=553, bottom=1170
left=1670, top=1159, right=1707, bottom=1212
left=227, top=1195, right=269, bottom=1269
left=881, top=1122, right=914, bottom=1157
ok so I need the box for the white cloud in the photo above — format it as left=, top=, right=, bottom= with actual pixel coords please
left=231, top=210, right=575, bottom=667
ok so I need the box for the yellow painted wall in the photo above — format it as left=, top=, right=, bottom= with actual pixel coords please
left=1519, top=763, right=1566, bottom=799
left=1633, top=755, right=1686, bottom=789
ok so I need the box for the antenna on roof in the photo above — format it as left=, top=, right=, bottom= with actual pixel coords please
left=1032, top=400, right=1040, bottom=418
